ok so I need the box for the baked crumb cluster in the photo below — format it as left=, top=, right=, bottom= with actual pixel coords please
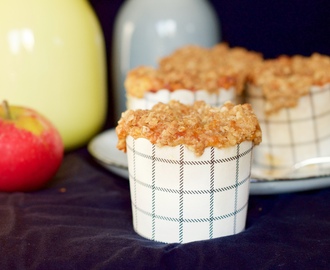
left=125, top=43, right=262, bottom=98
left=116, top=100, right=262, bottom=156
left=248, top=53, right=330, bottom=113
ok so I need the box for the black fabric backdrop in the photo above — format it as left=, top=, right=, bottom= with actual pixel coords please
left=0, top=149, right=330, bottom=269
left=90, top=0, right=330, bottom=126
left=1, top=1, right=330, bottom=269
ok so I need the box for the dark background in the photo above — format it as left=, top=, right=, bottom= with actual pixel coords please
left=1, top=2, right=330, bottom=268
left=89, top=0, right=330, bottom=127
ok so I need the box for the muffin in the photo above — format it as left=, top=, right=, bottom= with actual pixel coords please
left=116, top=100, right=261, bottom=243
left=246, top=53, right=330, bottom=178
left=125, top=43, right=262, bottom=110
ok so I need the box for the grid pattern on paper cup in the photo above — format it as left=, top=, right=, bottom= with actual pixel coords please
left=127, top=88, right=235, bottom=110
left=126, top=136, right=254, bottom=244
left=247, top=83, right=330, bottom=170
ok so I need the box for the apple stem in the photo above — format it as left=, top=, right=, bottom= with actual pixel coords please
left=2, top=100, right=12, bottom=120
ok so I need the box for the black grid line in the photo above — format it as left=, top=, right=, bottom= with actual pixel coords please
left=257, top=108, right=330, bottom=124
left=263, top=94, right=274, bottom=170
left=128, top=138, right=252, bottom=242
left=126, top=143, right=253, bottom=166
left=286, top=108, right=297, bottom=164
left=234, top=144, right=240, bottom=234
left=247, top=83, right=329, bottom=100
left=309, top=90, right=321, bottom=157
left=179, top=145, right=184, bottom=243
left=151, top=145, right=156, bottom=241
left=248, top=142, right=254, bottom=180
left=247, top=84, right=330, bottom=168
left=131, top=200, right=249, bottom=224
left=256, top=129, right=330, bottom=148
left=128, top=172, right=251, bottom=195
left=133, top=139, right=138, bottom=230
left=209, top=147, right=215, bottom=239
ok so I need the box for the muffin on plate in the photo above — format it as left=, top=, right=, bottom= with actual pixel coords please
left=125, top=43, right=262, bottom=110
left=116, top=100, right=261, bottom=243
left=246, top=53, right=330, bottom=178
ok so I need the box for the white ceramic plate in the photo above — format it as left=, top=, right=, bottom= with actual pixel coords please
left=88, top=129, right=330, bottom=195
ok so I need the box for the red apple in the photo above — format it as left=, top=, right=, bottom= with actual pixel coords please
left=0, top=100, right=64, bottom=192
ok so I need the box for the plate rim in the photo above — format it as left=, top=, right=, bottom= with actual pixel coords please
left=87, top=128, right=330, bottom=194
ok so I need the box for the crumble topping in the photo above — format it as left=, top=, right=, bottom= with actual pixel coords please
left=116, top=100, right=262, bottom=156
left=125, top=43, right=262, bottom=98
left=248, top=53, right=330, bottom=114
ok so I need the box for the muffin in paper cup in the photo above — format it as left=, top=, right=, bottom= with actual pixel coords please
left=124, top=44, right=262, bottom=110
left=246, top=54, right=330, bottom=178
left=116, top=100, right=261, bottom=243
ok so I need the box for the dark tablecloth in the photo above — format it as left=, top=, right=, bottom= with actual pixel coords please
left=1, top=1, right=330, bottom=269
left=0, top=148, right=329, bottom=270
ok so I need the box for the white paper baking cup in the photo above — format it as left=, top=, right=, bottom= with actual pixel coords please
left=247, top=83, right=330, bottom=173
left=126, top=136, right=254, bottom=243
left=127, top=88, right=236, bottom=110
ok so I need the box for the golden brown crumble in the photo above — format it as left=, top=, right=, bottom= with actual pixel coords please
left=125, top=43, right=262, bottom=98
left=116, top=100, right=262, bottom=156
left=248, top=53, right=330, bottom=114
